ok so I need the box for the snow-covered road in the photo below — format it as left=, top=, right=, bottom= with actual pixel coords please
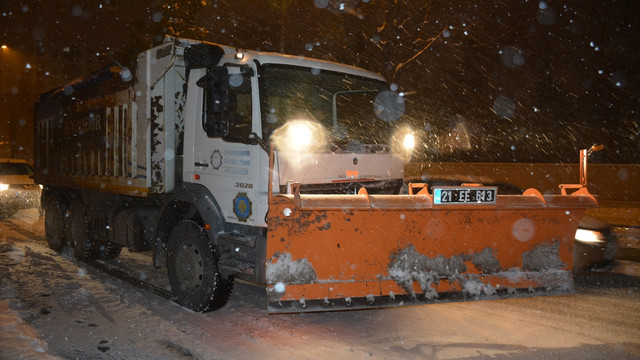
left=1, top=209, right=639, bottom=360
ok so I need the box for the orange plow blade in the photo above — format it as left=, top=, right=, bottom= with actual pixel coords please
left=265, top=188, right=598, bottom=313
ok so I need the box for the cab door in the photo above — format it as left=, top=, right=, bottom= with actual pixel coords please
left=185, top=63, right=267, bottom=227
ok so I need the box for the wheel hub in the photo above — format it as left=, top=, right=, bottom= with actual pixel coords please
left=175, top=243, right=204, bottom=290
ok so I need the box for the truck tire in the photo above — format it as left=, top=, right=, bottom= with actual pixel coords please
left=98, top=241, right=123, bottom=260
left=167, top=220, right=233, bottom=312
left=44, top=196, right=66, bottom=251
left=67, top=201, right=98, bottom=262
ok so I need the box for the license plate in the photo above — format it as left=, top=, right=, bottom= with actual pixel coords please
left=433, top=186, right=497, bottom=205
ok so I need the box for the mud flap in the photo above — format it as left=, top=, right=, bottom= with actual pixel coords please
left=265, top=190, right=597, bottom=313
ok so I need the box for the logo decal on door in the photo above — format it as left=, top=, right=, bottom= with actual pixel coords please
left=210, top=150, right=222, bottom=169
left=233, top=192, right=252, bottom=222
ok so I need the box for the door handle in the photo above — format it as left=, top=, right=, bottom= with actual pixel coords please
left=194, top=162, right=209, bottom=167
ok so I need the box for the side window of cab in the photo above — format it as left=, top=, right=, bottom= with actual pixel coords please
left=226, top=70, right=252, bottom=134
left=199, top=65, right=253, bottom=142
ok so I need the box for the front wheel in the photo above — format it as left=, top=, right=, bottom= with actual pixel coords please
left=167, top=220, right=233, bottom=312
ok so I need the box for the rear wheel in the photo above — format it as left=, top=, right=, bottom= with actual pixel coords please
left=44, top=196, right=66, bottom=251
left=67, top=201, right=98, bottom=262
left=98, top=241, right=123, bottom=260
left=167, top=220, right=233, bottom=312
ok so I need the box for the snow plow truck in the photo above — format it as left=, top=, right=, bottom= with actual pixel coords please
left=34, top=36, right=597, bottom=313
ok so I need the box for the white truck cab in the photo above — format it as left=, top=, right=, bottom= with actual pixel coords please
left=176, top=38, right=411, bottom=227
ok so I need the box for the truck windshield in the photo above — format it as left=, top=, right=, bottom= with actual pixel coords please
left=259, top=64, right=400, bottom=150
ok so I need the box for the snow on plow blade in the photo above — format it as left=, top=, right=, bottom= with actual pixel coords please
left=265, top=187, right=598, bottom=313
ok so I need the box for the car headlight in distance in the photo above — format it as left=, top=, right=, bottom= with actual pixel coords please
left=0, top=184, right=9, bottom=191
left=575, top=228, right=605, bottom=244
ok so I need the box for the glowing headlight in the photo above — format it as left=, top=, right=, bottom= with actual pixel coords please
left=575, top=229, right=605, bottom=244
left=391, top=126, right=417, bottom=158
left=0, top=184, right=9, bottom=191
left=287, top=121, right=314, bottom=148
left=402, top=133, right=416, bottom=150
left=271, top=119, right=326, bottom=154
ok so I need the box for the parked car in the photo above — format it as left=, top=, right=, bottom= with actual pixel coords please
left=573, top=215, right=617, bottom=273
left=0, top=159, right=42, bottom=219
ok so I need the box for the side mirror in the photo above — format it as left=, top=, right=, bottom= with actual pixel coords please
left=198, top=66, right=230, bottom=137
left=184, top=44, right=224, bottom=69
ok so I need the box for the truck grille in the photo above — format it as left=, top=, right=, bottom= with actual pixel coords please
left=280, top=179, right=403, bottom=195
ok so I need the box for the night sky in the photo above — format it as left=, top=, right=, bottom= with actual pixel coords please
left=1, top=0, right=638, bottom=163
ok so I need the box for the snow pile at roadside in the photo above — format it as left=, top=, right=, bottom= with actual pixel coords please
left=0, top=299, right=61, bottom=360
left=0, top=210, right=59, bottom=359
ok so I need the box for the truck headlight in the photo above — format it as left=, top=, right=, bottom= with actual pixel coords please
left=391, top=126, right=416, bottom=158
left=271, top=119, right=326, bottom=153
left=402, top=133, right=416, bottom=151
left=288, top=121, right=314, bottom=148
